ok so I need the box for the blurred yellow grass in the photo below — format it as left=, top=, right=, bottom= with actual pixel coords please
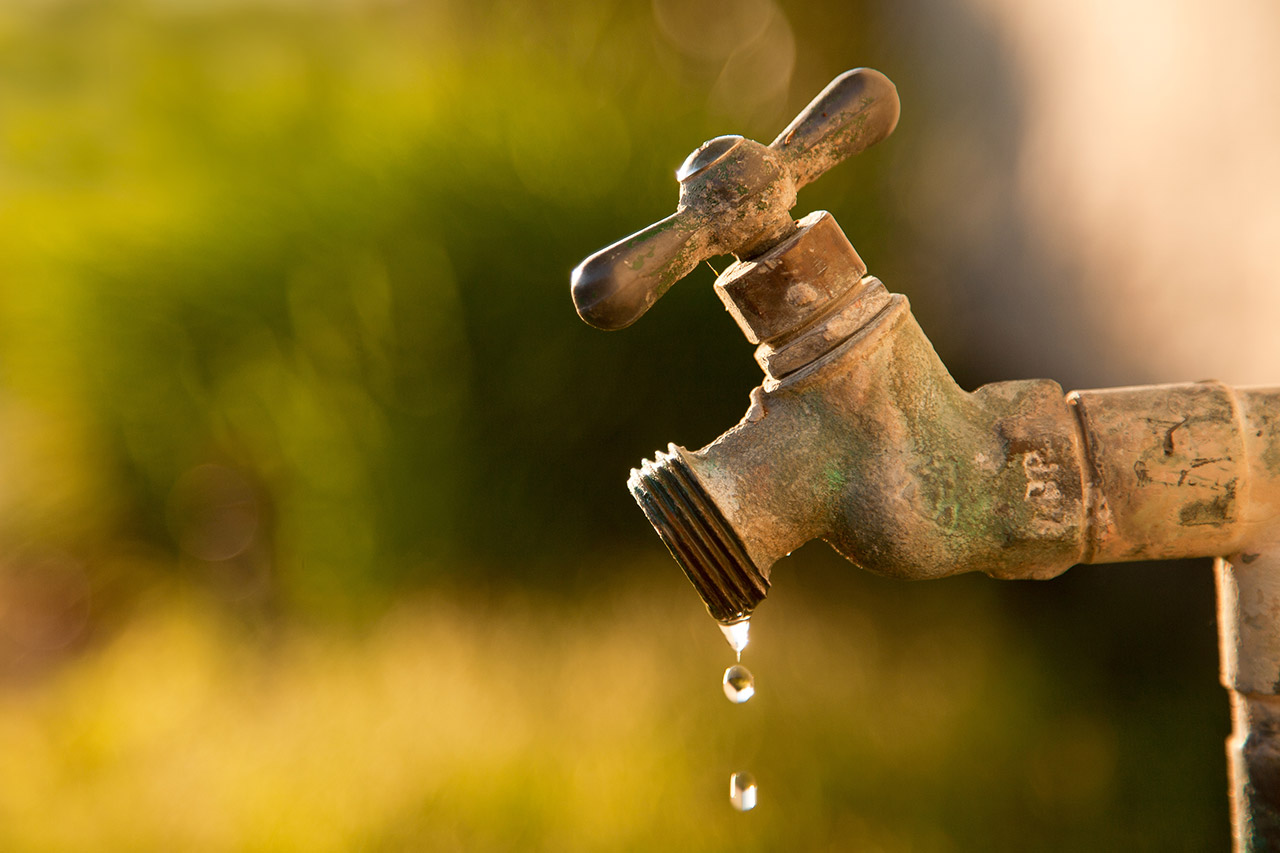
left=0, top=564, right=1171, bottom=851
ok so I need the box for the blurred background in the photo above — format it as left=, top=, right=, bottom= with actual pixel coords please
left=1, top=0, right=1278, bottom=849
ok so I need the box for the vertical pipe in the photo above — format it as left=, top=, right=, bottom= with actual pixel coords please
left=1218, top=549, right=1280, bottom=851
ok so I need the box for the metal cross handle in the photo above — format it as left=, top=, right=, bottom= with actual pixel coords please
left=571, top=68, right=900, bottom=331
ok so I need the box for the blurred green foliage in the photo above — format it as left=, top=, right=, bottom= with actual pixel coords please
left=1, top=0, right=768, bottom=611
left=0, top=0, right=922, bottom=614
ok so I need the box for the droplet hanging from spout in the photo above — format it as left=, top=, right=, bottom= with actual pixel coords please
left=719, top=618, right=750, bottom=657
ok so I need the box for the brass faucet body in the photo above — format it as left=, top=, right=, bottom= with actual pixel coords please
left=632, top=214, right=1280, bottom=618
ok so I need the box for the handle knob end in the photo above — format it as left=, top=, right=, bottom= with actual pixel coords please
left=571, top=212, right=704, bottom=330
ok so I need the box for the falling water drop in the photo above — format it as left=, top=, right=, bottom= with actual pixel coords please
left=722, top=664, right=755, bottom=704
left=719, top=618, right=750, bottom=659
left=730, top=771, right=758, bottom=811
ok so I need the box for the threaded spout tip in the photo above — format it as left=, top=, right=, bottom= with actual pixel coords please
left=628, top=444, right=769, bottom=623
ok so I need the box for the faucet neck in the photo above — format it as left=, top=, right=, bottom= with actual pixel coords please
left=713, top=210, right=892, bottom=382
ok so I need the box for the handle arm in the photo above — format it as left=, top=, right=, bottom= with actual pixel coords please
left=771, top=68, right=900, bottom=190
left=571, top=210, right=710, bottom=330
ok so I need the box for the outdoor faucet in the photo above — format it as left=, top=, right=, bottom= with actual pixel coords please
left=571, top=69, right=1280, bottom=850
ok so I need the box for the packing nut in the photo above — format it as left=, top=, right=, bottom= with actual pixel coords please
left=714, top=210, right=868, bottom=345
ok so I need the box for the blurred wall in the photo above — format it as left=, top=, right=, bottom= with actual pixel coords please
left=891, top=0, right=1280, bottom=389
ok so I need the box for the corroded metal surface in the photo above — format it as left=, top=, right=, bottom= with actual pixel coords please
left=1221, top=545, right=1280, bottom=853
left=1220, top=550, right=1280, bottom=695
left=755, top=273, right=892, bottom=381
left=1227, top=687, right=1280, bottom=851
left=714, top=210, right=867, bottom=345
left=678, top=296, right=1090, bottom=585
left=658, top=251, right=1280, bottom=609
left=1070, top=384, right=1252, bottom=563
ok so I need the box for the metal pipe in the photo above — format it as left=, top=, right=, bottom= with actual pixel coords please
left=1219, top=548, right=1280, bottom=850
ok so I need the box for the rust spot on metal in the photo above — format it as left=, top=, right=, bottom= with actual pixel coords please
left=1179, top=478, right=1237, bottom=526
left=1234, top=695, right=1280, bottom=848
left=1163, top=416, right=1188, bottom=456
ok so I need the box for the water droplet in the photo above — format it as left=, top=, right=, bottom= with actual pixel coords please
left=719, top=618, right=749, bottom=658
left=722, top=664, right=755, bottom=703
left=730, top=771, right=757, bottom=811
